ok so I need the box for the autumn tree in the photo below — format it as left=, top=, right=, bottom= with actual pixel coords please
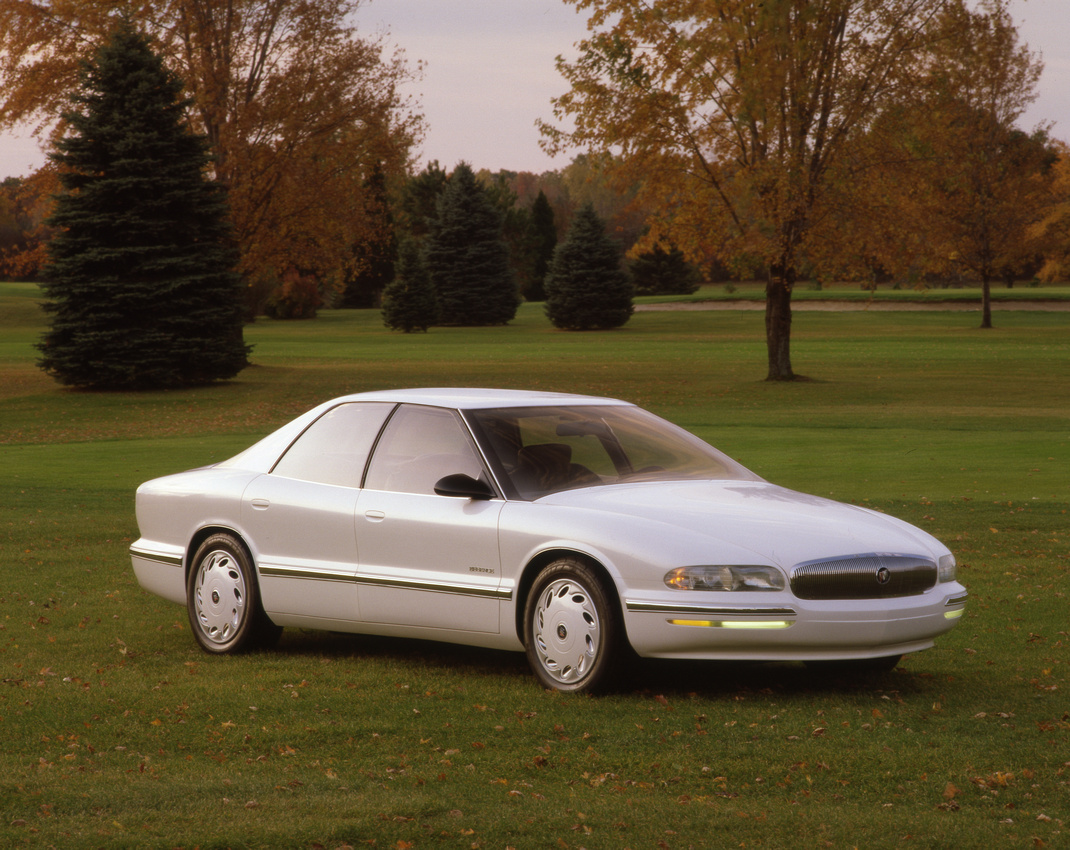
left=543, top=0, right=984, bottom=380
left=0, top=172, right=53, bottom=280
left=545, top=203, right=632, bottom=330
left=38, top=22, right=248, bottom=389
left=1031, top=141, right=1070, bottom=282
left=901, top=0, right=1047, bottom=327
left=560, top=154, right=645, bottom=255
left=0, top=179, right=27, bottom=276
left=0, top=0, right=421, bottom=304
left=425, top=163, right=520, bottom=326
left=923, top=113, right=1051, bottom=320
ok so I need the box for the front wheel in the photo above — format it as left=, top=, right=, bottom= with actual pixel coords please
left=187, top=533, right=280, bottom=654
left=523, top=559, right=621, bottom=693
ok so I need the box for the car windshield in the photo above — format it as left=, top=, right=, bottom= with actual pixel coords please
left=467, top=404, right=760, bottom=500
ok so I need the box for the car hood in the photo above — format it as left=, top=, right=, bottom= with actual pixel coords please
left=536, top=479, right=943, bottom=568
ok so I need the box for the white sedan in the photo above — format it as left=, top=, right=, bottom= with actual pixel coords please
left=131, top=388, right=967, bottom=692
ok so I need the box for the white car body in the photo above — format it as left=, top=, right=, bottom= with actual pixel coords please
left=131, top=388, right=967, bottom=691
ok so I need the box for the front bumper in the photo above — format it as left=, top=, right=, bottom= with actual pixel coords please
left=622, top=584, right=967, bottom=661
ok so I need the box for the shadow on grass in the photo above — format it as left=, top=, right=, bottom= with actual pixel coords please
left=269, top=628, right=943, bottom=700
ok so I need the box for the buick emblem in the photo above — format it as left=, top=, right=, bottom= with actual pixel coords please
left=876, top=567, right=892, bottom=586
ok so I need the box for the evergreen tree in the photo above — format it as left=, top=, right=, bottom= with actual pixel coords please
left=545, top=203, right=632, bottom=330
left=525, top=190, right=557, bottom=302
left=425, top=163, right=519, bottom=325
left=37, top=21, right=249, bottom=390
left=342, top=163, right=397, bottom=308
left=629, top=241, right=702, bottom=295
left=400, top=160, right=449, bottom=240
left=484, top=174, right=535, bottom=300
left=381, top=238, right=438, bottom=332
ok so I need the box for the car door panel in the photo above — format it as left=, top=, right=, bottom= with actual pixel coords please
left=242, top=474, right=361, bottom=622
left=355, top=403, right=505, bottom=634
left=355, top=490, right=504, bottom=632
left=236, top=401, right=395, bottom=623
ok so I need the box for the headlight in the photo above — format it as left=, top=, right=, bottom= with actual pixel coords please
left=665, top=565, right=785, bottom=592
left=938, top=554, right=957, bottom=582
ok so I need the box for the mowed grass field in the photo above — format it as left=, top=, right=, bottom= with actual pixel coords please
left=1, top=281, right=1067, bottom=849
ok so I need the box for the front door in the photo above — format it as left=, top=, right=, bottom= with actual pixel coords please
left=355, top=404, right=505, bottom=634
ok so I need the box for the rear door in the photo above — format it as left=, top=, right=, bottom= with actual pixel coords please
left=242, top=402, right=394, bottom=623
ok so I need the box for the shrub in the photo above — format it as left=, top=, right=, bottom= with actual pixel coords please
left=263, top=270, right=322, bottom=319
left=629, top=242, right=702, bottom=295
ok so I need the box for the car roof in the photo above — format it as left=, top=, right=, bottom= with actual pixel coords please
left=214, top=388, right=634, bottom=473
left=329, top=387, right=631, bottom=410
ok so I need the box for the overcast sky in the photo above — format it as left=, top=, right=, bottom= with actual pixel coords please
left=1, top=0, right=1067, bottom=179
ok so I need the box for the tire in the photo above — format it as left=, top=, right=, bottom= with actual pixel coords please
left=187, top=533, right=281, bottom=654
left=523, top=558, right=621, bottom=693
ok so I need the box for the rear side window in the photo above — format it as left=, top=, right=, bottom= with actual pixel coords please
left=271, top=402, right=394, bottom=487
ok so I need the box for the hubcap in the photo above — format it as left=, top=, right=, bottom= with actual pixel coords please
left=532, top=578, right=600, bottom=684
left=193, top=550, right=247, bottom=645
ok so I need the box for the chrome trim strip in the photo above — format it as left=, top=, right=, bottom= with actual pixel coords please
left=259, top=565, right=353, bottom=583
left=356, top=574, right=512, bottom=600
left=944, top=593, right=969, bottom=607
left=259, top=565, right=512, bottom=601
left=129, top=546, right=183, bottom=567
left=626, top=600, right=797, bottom=617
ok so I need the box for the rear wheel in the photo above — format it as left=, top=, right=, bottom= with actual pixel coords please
left=187, top=533, right=281, bottom=653
left=524, top=559, right=620, bottom=693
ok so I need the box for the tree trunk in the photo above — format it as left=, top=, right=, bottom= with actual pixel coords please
left=980, top=275, right=993, bottom=328
left=765, top=265, right=795, bottom=381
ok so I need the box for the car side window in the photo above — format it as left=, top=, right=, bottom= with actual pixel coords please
left=364, top=404, right=487, bottom=495
left=271, top=402, right=394, bottom=487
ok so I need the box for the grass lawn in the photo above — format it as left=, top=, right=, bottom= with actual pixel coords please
left=1, top=281, right=1067, bottom=848
left=642, top=280, right=1070, bottom=305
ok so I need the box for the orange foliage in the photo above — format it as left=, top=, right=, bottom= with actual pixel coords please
left=0, top=0, right=423, bottom=293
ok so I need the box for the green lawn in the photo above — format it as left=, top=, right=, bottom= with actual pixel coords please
left=1, top=282, right=1067, bottom=848
left=644, top=279, right=1070, bottom=304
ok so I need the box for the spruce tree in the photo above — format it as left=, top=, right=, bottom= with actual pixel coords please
left=425, top=163, right=519, bottom=325
left=381, top=238, right=438, bottom=332
left=525, top=190, right=557, bottom=302
left=38, top=21, right=249, bottom=390
left=544, top=203, right=632, bottom=330
left=342, top=163, right=397, bottom=308
left=630, top=241, right=702, bottom=295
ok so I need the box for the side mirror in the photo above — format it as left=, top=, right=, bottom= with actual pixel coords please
left=434, top=473, right=495, bottom=500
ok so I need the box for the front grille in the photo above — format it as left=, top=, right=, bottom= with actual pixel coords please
left=790, top=554, right=937, bottom=600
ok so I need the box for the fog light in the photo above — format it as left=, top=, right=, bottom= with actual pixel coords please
left=668, top=618, right=793, bottom=630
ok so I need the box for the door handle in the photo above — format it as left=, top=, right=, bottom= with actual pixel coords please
left=364, top=510, right=386, bottom=522
left=251, top=499, right=270, bottom=510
